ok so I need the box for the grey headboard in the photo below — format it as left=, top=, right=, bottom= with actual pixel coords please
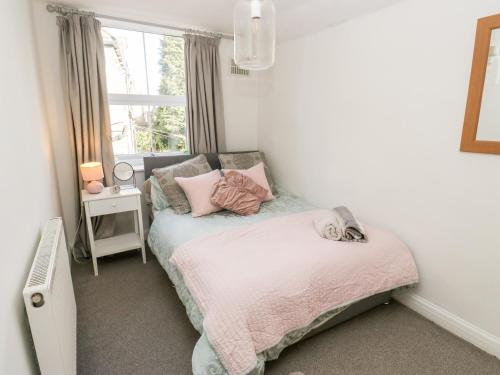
left=144, top=151, right=257, bottom=179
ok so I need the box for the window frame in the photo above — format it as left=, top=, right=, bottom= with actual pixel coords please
left=100, top=18, right=188, bottom=166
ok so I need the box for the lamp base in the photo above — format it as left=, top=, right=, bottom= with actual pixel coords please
left=86, top=180, right=104, bottom=194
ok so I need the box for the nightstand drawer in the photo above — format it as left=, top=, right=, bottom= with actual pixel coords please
left=88, top=196, right=138, bottom=216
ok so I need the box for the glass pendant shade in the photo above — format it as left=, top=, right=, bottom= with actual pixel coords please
left=234, top=0, right=276, bottom=70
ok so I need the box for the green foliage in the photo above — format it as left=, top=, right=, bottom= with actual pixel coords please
left=152, top=105, right=186, bottom=152
left=135, top=128, right=151, bottom=154
left=159, top=36, right=185, bottom=97
left=136, top=36, right=187, bottom=153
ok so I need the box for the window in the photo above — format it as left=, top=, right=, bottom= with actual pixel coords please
left=102, top=26, right=187, bottom=159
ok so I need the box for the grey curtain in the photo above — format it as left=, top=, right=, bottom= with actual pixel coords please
left=184, top=34, right=226, bottom=153
left=58, top=14, right=115, bottom=249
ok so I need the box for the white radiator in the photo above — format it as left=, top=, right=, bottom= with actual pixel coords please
left=23, top=218, right=77, bottom=375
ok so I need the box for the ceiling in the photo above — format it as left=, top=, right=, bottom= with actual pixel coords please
left=56, top=0, right=404, bottom=41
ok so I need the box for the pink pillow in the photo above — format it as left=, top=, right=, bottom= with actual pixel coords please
left=211, top=171, right=268, bottom=215
left=223, top=162, right=274, bottom=201
left=175, top=170, right=222, bottom=217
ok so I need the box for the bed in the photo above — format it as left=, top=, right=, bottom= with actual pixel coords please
left=144, top=153, right=418, bottom=375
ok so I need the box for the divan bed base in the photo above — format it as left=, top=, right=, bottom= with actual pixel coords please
left=303, top=291, right=392, bottom=340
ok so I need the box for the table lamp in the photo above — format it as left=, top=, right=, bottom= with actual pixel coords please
left=81, top=162, right=104, bottom=194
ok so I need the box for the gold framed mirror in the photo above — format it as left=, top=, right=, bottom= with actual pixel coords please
left=461, top=14, right=500, bottom=155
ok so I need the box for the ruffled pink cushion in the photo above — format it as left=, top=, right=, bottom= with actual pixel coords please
left=210, top=171, right=269, bottom=216
left=222, top=162, right=274, bottom=201
left=175, top=170, right=222, bottom=217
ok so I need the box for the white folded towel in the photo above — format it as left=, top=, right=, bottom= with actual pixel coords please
left=313, top=207, right=368, bottom=242
left=313, top=210, right=344, bottom=241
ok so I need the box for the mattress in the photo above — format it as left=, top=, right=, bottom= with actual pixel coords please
left=148, top=189, right=314, bottom=328
left=147, top=190, right=415, bottom=374
left=149, top=188, right=313, bottom=252
left=148, top=190, right=320, bottom=373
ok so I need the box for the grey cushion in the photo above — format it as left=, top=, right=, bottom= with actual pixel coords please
left=218, top=152, right=277, bottom=195
left=153, top=155, right=212, bottom=214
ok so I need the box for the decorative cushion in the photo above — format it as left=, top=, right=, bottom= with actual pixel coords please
left=150, top=176, right=169, bottom=211
left=153, top=155, right=212, bottom=214
left=223, top=162, right=274, bottom=201
left=218, top=152, right=277, bottom=195
left=211, top=171, right=268, bottom=216
left=175, top=170, right=223, bottom=218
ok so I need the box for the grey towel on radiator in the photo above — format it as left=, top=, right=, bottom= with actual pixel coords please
left=333, top=206, right=368, bottom=242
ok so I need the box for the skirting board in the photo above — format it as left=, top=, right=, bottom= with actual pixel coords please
left=395, top=292, right=500, bottom=360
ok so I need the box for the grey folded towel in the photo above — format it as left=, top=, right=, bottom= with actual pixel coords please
left=333, top=206, right=368, bottom=243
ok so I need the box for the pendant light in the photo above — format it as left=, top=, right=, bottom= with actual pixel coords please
left=234, top=0, right=276, bottom=70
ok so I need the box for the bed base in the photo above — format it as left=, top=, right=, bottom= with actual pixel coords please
left=303, top=291, right=392, bottom=340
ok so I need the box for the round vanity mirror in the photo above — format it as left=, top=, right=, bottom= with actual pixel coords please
left=113, top=162, right=136, bottom=188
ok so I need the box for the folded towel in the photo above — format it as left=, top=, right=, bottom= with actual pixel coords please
left=313, top=207, right=368, bottom=242
left=333, top=206, right=368, bottom=242
left=313, top=210, right=343, bottom=240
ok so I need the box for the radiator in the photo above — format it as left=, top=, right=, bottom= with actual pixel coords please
left=23, top=218, right=77, bottom=375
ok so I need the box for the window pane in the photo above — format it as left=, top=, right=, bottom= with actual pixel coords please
left=134, top=106, right=153, bottom=154
left=151, top=106, right=187, bottom=152
left=103, top=26, right=187, bottom=157
left=110, top=105, right=152, bottom=155
left=144, top=33, right=185, bottom=96
left=102, top=27, right=148, bottom=95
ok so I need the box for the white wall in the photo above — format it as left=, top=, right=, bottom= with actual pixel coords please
left=0, top=0, right=61, bottom=373
left=31, top=1, right=261, bottom=234
left=259, top=0, right=500, bottom=350
left=219, top=38, right=260, bottom=152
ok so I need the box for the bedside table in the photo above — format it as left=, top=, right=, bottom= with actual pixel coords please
left=82, top=187, right=146, bottom=276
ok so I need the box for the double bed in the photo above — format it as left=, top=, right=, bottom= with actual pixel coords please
left=144, top=153, right=418, bottom=375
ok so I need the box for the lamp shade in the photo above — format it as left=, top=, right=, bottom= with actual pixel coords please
left=80, top=162, right=104, bottom=182
left=234, top=0, right=276, bottom=70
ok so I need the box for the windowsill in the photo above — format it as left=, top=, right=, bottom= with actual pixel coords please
left=115, top=157, right=145, bottom=172
left=115, top=151, right=189, bottom=173
left=114, top=161, right=144, bottom=172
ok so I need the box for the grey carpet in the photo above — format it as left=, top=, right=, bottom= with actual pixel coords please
left=72, top=249, right=500, bottom=375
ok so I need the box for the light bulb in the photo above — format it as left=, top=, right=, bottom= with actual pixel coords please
left=251, top=17, right=260, bottom=33
left=251, top=18, right=260, bottom=58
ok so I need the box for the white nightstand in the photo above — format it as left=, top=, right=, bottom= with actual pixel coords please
left=82, top=187, right=146, bottom=276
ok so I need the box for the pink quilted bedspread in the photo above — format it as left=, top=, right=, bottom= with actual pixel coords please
left=170, top=209, right=418, bottom=375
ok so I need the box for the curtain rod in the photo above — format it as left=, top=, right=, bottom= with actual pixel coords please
left=46, top=4, right=234, bottom=40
